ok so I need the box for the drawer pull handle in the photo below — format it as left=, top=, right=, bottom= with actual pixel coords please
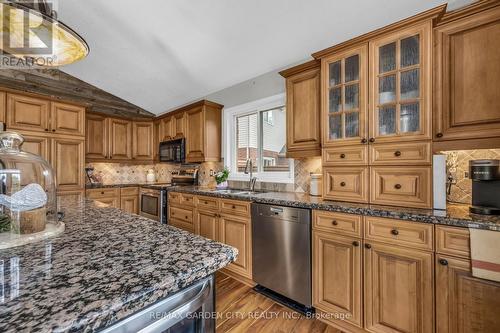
left=101, top=191, right=104, bottom=195
left=391, top=229, right=399, bottom=236
left=394, top=184, right=402, bottom=189
left=340, top=153, right=346, bottom=159
left=185, top=216, right=188, bottom=219
left=436, top=132, right=443, bottom=138
left=340, top=182, right=346, bottom=187
left=394, top=150, right=401, bottom=157
left=232, top=205, right=236, bottom=209
left=172, top=212, right=175, bottom=216
left=204, top=201, right=208, bottom=204
left=332, top=220, right=338, bottom=226
left=365, top=243, right=372, bottom=249
left=352, top=241, right=359, bottom=247
left=439, top=258, right=448, bottom=266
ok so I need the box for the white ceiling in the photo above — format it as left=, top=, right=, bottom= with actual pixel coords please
left=56, top=0, right=467, bottom=115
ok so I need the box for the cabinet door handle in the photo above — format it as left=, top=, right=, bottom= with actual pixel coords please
left=369, top=138, right=375, bottom=143
left=232, top=205, right=236, bottom=209
left=331, top=220, right=338, bottom=226
left=394, top=184, right=402, bottom=189
left=52, top=129, right=56, bottom=132
left=439, top=258, right=448, bottom=266
left=436, top=133, right=443, bottom=138
left=45, top=128, right=49, bottom=132
left=365, top=243, right=372, bottom=249
left=361, top=138, right=367, bottom=144
left=352, top=241, right=359, bottom=247
left=394, top=150, right=401, bottom=157
left=101, top=191, right=104, bottom=195
left=391, top=229, right=399, bottom=236
left=340, top=182, right=346, bottom=187
left=340, top=153, right=346, bottom=159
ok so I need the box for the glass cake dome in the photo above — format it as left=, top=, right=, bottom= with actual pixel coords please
left=0, top=131, right=58, bottom=240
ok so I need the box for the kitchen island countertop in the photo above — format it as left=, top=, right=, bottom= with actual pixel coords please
left=0, top=197, right=237, bottom=333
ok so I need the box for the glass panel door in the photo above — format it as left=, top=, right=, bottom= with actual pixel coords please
left=374, top=33, right=422, bottom=138
left=325, top=50, right=364, bottom=145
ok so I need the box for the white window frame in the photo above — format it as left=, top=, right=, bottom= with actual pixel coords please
left=223, top=93, right=294, bottom=184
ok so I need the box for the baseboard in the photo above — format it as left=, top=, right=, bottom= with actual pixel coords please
left=219, top=268, right=256, bottom=287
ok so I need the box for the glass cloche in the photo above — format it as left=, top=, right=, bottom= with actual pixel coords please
left=0, top=131, right=58, bottom=243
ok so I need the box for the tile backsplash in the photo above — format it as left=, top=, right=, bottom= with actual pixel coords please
left=87, top=156, right=322, bottom=193
left=441, top=149, right=500, bottom=204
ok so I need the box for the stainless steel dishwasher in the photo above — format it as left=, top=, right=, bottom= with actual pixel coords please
left=251, top=203, right=312, bottom=310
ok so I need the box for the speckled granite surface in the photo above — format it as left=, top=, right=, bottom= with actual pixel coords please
left=0, top=197, right=237, bottom=333
left=168, top=186, right=500, bottom=231
left=85, top=182, right=171, bottom=189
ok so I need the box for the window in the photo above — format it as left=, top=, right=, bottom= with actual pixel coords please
left=224, top=94, right=293, bottom=183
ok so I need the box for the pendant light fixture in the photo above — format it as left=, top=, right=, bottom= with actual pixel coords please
left=0, top=0, right=89, bottom=67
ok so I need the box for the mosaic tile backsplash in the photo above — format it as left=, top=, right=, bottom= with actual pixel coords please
left=441, top=149, right=500, bottom=204
left=87, top=157, right=323, bottom=193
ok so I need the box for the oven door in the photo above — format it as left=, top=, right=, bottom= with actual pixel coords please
left=140, top=189, right=164, bottom=222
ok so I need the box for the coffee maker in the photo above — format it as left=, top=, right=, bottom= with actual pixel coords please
left=469, top=159, right=500, bottom=215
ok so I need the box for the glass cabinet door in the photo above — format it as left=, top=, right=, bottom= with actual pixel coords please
left=370, top=23, right=431, bottom=142
left=322, top=45, right=367, bottom=146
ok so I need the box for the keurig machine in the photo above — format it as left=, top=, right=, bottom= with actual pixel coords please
left=469, top=159, right=500, bottom=215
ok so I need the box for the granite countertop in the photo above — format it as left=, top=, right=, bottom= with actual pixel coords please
left=85, top=182, right=171, bottom=189
left=0, top=197, right=237, bottom=333
left=167, top=186, right=500, bottom=231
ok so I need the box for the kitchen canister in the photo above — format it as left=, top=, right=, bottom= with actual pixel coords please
left=309, top=173, right=323, bottom=196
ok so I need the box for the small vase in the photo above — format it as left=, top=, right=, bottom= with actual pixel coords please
left=216, top=181, right=228, bottom=189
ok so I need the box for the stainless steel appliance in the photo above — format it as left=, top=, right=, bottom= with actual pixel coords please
left=469, top=159, right=500, bottom=215
left=100, top=274, right=215, bottom=333
left=159, top=138, right=185, bottom=163
left=140, top=187, right=166, bottom=223
left=251, top=203, right=312, bottom=310
left=140, top=169, right=199, bottom=224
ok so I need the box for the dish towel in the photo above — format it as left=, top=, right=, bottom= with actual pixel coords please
left=469, top=228, right=500, bottom=282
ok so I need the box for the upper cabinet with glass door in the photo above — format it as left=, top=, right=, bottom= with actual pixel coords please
left=369, top=22, right=432, bottom=143
left=322, top=44, right=368, bottom=147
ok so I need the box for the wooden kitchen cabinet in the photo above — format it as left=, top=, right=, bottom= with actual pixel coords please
left=195, top=209, right=218, bottom=241
left=323, top=166, right=369, bottom=203
left=57, top=190, right=85, bottom=202
left=50, top=102, right=86, bottom=136
left=16, top=133, right=51, bottom=186
left=433, top=3, right=500, bottom=149
left=435, top=254, right=500, bottom=333
left=364, top=241, right=434, bottom=333
left=161, top=115, right=175, bottom=140
left=218, top=213, right=252, bottom=279
left=108, top=118, right=132, bottom=161
left=280, top=60, right=321, bottom=158
left=6, top=93, right=50, bottom=133
left=322, top=44, right=368, bottom=147
left=368, top=21, right=432, bottom=143
left=51, top=137, right=85, bottom=191
left=132, top=121, right=154, bottom=160
left=120, top=195, right=139, bottom=214
left=86, top=113, right=108, bottom=160
left=313, top=231, right=363, bottom=328
left=0, top=91, right=5, bottom=123
left=173, top=112, right=185, bottom=137
left=184, top=100, right=223, bottom=163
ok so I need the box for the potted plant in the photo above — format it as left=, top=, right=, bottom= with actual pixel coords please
left=215, top=167, right=230, bottom=189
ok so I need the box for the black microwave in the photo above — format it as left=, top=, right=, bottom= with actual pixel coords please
left=159, top=138, right=185, bottom=163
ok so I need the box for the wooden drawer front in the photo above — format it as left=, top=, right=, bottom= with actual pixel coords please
left=369, top=142, right=431, bottom=165
left=180, top=193, right=195, bottom=206
left=323, top=167, right=369, bottom=203
left=196, top=196, right=219, bottom=211
left=370, top=166, right=432, bottom=209
left=168, top=192, right=181, bottom=205
left=170, top=218, right=195, bottom=233
left=313, top=210, right=363, bottom=237
left=220, top=199, right=251, bottom=216
left=86, top=188, right=120, bottom=199
left=120, top=187, right=139, bottom=196
left=322, top=146, right=368, bottom=166
left=436, top=226, right=470, bottom=259
left=365, top=216, right=434, bottom=251
left=169, top=206, right=193, bottom=224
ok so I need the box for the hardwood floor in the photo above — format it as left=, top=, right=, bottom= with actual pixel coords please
left=215, top=272, right=344, bottom=333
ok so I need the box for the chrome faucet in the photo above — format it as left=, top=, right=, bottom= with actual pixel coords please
left=244, top=159, right=257, bottom=191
